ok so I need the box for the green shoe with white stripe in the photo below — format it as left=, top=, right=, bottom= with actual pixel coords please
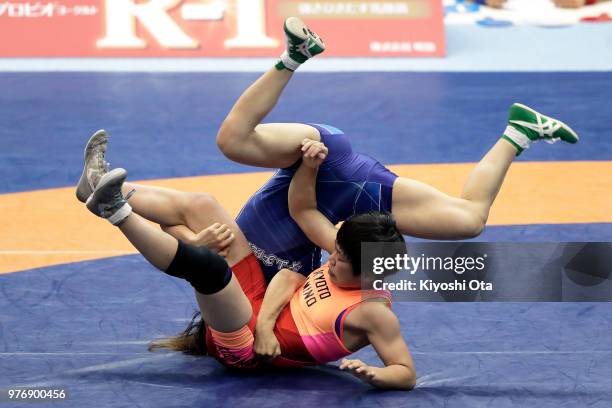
left=502, top=103, right=579, bottom=154
left=275, top=17, right=325, bottom=72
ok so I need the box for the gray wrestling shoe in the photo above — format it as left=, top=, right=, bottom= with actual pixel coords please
left=86, top=168, right=135, bottom=225
left=76, top=129, right=109, bottom=203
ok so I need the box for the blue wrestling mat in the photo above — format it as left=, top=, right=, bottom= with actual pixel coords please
left=1, top=257, right=611, bottom=407
left=1, top=72, right=611, bottom=193
left=1, top=70, right=611, bottom=407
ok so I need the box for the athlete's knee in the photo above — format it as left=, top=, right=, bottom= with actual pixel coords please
left=216, top=121, right=232, bottom=153
left=191, top=191, right=218, bottom=209
left=166, top=240, right=232, bottom=295
left=190, top=192, right=220, bottom=215
left=216, top=117, right=243, bottom=158
left=178, top=192, right=219, bottom=226
left=467, top=220, right=486, bottom=239
left=460, top=212, right=486, bottom=239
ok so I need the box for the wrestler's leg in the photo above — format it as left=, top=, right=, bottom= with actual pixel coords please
left=392, top=103, right=579, bottom=240
left=119, top=183, right=204, bottom=226
left=392, top=139, right=516, bottom=240
left=119, top=182, right=251, bottom=263
left=119, top=182, right=216, bottom=228
left=119, top=213, right=252, bottom=332
left=87, top=168, right=252, bottom=332
left=76, top=131, right=234, bottom=243
left=217, top=68, right=320, bottom=168
left=217, top=17, right=324, bottom=168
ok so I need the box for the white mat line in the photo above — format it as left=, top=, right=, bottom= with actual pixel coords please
left=411, top=351, right=612, bottom=355
left=1, top=59, right=610, bottom=72
left=0, top=352, right=150, bottom=355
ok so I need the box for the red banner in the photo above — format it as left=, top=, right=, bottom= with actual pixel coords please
left=0, top=0, right=445, bottom=57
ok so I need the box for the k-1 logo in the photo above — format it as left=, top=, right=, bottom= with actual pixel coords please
left=97, top=0, right=278, bottom=49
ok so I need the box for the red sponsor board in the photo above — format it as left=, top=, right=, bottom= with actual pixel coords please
left=0, top=0, right=445, bottom=57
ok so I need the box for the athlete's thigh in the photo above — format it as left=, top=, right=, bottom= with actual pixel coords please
left=391, top=177, right=474, bottom=240
left=131, top=183, right=251, bottom=265
left=195, top=275, right=253, bottom=333
left=125, top=182, right=193, bottom=227
left=180, top=194, right=253, bottom=266
left=236, top=123, right=321, bottom=168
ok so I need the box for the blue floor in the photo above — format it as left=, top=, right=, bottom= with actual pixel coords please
left=1, top=71, right=611, bottom=407
left=415, top=223, right=612, bottom=242
left=1, top=72, right=611, bottom=193
left=2, top=257, right=611, bottom=407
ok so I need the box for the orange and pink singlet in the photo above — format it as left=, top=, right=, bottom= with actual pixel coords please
left=205, top=254, right=391, bottom=368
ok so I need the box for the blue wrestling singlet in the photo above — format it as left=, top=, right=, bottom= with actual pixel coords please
left=235, top=124, right=398, bottom=281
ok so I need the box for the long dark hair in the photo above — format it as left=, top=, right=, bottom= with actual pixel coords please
left=148, top=311, right=208, bottom=356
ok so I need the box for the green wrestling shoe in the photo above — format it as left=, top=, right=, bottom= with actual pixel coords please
left=86, top=168, right=135, bottom=226
left=275, top=17, right=325, bottom=72
left=502, top=103, right=579, bottom=154
left=76, top=129, right=110, bottom=203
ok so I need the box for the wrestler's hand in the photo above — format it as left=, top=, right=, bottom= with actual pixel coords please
left=254, top=327, right=281, bottom=360
left=192, top=223, right=234, bottom=257
left=301, top=138, right=328, bottom=169
left=339, top=358, right=378, bottom=385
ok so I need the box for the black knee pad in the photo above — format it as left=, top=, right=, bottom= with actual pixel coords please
left=165, top=240, right=232, bottom=295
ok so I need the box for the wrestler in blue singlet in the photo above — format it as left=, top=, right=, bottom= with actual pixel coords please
left=236, top=124, right=398, bottom=281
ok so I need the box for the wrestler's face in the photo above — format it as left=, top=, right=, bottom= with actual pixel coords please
left=328, top=244, right=360, bottom=288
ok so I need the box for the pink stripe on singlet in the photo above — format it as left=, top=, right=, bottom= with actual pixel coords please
left=300, top=333, right=350, bottom=363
